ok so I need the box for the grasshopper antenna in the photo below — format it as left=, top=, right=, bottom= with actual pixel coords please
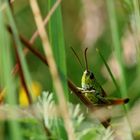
left=70, top=47, right=84, bottom=70
left=84, top=48, right=89, bottom=71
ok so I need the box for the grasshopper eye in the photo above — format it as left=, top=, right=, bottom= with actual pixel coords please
left=90, top=73, right=94, bottom=79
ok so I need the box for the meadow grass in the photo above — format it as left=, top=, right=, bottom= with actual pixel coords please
left=0, top=0, right=140, bottom=140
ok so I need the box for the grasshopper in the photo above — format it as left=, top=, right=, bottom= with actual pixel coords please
left=72, top=48, right=129, bottom=106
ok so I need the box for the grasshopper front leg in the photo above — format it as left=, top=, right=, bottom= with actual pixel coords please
left=77, top=87, right=95, bottom=94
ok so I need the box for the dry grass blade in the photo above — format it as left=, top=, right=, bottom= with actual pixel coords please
left=30, top=0, right=61, bottom=44
left=29, top=0, right=76, bottom=140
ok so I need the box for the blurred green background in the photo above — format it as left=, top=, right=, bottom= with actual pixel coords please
left=1, top=0, right=140, bottom=140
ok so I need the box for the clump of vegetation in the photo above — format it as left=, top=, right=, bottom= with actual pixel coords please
left=0, top=0, right=140, bottom=140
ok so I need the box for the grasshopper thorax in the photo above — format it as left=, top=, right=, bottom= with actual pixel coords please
left=81, top=70, right=95, bottom=90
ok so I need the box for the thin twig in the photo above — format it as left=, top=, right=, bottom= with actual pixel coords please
left=13, top=43, right=32, bottom=105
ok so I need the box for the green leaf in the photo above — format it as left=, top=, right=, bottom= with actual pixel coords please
left=48, top=0, right=68, bottom=100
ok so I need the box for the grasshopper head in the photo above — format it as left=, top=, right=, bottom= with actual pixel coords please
left=71, top=47, right=95, bottom=90
left=81, top=48, right=95, bottom=90
left=81, top=70, right=94, bottom=90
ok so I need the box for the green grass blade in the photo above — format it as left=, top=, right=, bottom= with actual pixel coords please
left=47, top=0, right=69, bottom=139
left=5, top=1, right=33, bottom=100
left=96, top=49, right=120, bottom=92
left=106, top=0, right=128, bottom=105
left=0, top=5, right=23, bottom=140
left=48, top=0, right=68, bottom=100
left=106, top=1, right=133, bottom=139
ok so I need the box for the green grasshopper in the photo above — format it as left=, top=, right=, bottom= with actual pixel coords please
left=72, top=48, right=129, bottom=106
